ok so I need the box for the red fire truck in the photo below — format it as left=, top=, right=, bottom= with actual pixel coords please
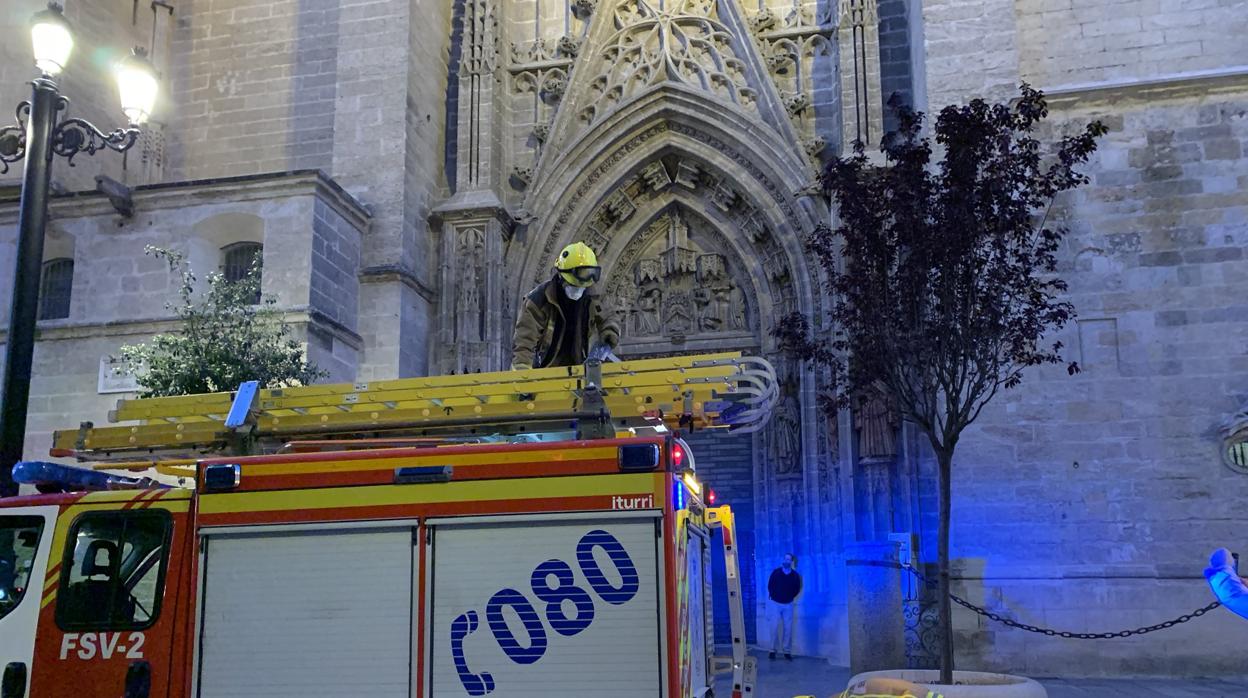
left=0, top=353, right=773, bottom=698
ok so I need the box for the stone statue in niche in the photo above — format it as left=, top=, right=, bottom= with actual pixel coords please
left=695, top=253, right=729, bottom=332
left=633, top=258, right=663, bottom=336
left=729, top=286, right=747, bottom=330
left=694, top=286, right=716, bottom=332
left=768, top=391, right=802, bottom=474
left=855, top=383, right=899, bottom=461
left=635, top=286, right=662, bottom=335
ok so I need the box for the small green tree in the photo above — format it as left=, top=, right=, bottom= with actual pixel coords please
left=118, top=246, right=325, bottom=397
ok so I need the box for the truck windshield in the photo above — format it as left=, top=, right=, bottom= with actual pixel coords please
left=0, top=516, right=44, bottom=620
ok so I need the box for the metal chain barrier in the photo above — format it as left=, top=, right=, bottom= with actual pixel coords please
left=901, top=564, right=1222, bottom=639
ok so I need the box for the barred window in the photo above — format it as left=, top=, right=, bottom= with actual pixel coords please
left=38, top=258, right=73, bottom=320
left=220, top=242, right=262, bottom=304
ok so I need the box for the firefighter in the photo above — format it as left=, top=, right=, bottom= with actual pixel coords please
left=511, top=242, right=620, bottom=370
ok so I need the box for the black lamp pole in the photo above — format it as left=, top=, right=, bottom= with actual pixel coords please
left=0, top=79, right=58, bottom=497
left=0, top=76, right=141, bottom=497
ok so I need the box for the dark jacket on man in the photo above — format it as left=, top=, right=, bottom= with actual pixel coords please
left=768, top=568, right=802, bottom=605
left=511, top=274, right=620, bottom=369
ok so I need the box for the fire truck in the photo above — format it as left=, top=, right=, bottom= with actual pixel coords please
left=0, top=353, right=773, bottom=698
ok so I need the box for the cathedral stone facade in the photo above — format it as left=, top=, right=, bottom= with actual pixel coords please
left=2, top=0, right=1246, bottom=676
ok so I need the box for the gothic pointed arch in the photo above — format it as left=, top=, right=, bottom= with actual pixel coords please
left=514, top=87, right=827, bottom=347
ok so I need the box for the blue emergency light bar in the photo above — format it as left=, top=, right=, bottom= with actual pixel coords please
left=12, top=461, right=169, bottom=492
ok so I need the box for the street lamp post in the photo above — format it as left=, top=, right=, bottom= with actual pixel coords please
left=0, top=3, right=158, bottom=496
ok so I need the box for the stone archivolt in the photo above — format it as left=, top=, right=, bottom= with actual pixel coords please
left=529, top=148, right=806, bottom=339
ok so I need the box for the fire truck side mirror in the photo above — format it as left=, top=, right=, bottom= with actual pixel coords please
left=124, top=660, right=151, bottom=698
left=1, top=662, right=26, bottom=698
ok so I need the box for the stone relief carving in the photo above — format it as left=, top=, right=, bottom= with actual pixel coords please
left=557, top=35, right=582, bottom=58
left=572, top=0, right=597, bottom=17
left=579, top=0, right=759, bottom=127
left=802, top=136, right=828, bottom=158
left=510, top=166, right=533, bottom=188
left=604, top=207, right=755, bottom=344
left=541, top=73, right=568, bottom=101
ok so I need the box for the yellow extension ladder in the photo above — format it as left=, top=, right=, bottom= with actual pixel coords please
left=54, top=352, right=777, bottom=463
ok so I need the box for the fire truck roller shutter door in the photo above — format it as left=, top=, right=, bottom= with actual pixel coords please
left=429, top=515, right=662, bottom=697
left=196, top=527, right=413, bottom=697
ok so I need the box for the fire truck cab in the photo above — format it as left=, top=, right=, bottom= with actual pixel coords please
left=2, top=353, right=772, bottom=697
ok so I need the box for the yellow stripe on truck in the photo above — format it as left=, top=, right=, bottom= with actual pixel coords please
left=200, top=473, right=663, bottom=515
left=241, top=446, right=620, bottom=476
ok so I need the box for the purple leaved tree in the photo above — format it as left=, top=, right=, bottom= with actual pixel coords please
left=776, top=85, right=1106, bottom=683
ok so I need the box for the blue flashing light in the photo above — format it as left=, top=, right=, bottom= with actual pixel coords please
left=13, top=461, right=167, bottom=492
left=673, top=477, right=686, bottom=511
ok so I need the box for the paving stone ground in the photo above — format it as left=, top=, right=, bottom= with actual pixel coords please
left=712, top=656, right=1248, bottom=697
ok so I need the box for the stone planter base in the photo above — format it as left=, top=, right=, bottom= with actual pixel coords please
left=848, top=670, right=1047, bottom=698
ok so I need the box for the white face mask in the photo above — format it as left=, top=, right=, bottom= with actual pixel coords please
left=563, top=284, right=586, bottom=301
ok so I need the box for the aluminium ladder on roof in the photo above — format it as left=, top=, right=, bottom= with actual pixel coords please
left=55, top=352, right=778, bottom=461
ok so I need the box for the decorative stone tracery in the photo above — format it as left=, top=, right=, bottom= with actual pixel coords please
left=579, top=0, right=760, bottom=127
left=747, top=5, right=836, bottom=159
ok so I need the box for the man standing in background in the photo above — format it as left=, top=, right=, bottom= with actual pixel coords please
left=767, top=552, right=802, bottom=660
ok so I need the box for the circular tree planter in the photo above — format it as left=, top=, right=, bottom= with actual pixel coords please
left=848, top=670, right=1047, bottom=698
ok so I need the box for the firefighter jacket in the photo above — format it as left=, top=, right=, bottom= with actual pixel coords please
left=511, top=275, right=620, bottom=370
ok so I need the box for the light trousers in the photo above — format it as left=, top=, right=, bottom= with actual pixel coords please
left=769, top=600, right=794, bottom=653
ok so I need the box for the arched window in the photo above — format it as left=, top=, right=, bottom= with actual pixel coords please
left=38, top=258, right=73, bottom=320
left=220, top=242, right=262, bottom=304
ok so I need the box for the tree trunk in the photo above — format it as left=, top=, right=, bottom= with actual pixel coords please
left=937, top=447, right=954, bottom=684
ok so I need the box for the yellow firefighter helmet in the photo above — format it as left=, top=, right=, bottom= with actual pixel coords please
left=555, top=242, right=601, bottom=288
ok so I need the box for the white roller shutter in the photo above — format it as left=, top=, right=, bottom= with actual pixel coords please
left=429, top=516, right=662, bottom=698
left=197, top=528, right=413, bottom=698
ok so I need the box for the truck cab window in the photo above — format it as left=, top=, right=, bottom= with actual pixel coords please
left=0, top=516, right=45, bottom=620
left=56, top=511, right=171, bottom=631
